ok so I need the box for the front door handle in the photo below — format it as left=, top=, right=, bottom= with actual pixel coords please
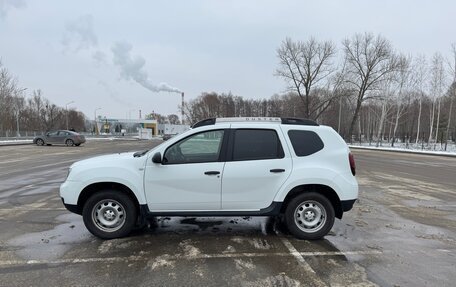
left=270, top=169, right=285, bottom=173
left=204, top=171, right=220, bottom=175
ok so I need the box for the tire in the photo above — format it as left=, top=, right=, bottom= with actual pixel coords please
left=82, top=190, right=138, bottom=239
left=284, top=192, right=335, bottom=240
left=66, top=139, right=74, bottom=146
left=36, top=138, right=44, bottom=146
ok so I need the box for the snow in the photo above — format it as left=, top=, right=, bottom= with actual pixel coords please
left=349, top=143, right=456, bottom=157
left=0, top=139, right=32, bottom=144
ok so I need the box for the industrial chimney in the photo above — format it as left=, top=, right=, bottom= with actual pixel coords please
left=181, top=92, right=185, bottom=125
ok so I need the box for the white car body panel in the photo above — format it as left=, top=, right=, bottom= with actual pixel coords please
left=60, top=152, right=148, bottom=205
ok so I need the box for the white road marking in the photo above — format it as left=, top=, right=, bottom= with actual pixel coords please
left=280, top=237, right=328, bottom=286
left=0, top=159, right=75, bottom=177
left=0, top=194, right=58, bottom=216
left=0, top=208, right=66, bottom=211
left=0, top=250, right=387, bottom=267
left=388, top=204, right=456, bottom=208
left=280, top=237, right=317, bottom=274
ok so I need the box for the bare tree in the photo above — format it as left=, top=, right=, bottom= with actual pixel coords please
left=429, top=52, right=447, bottom=147
left=342, top=33, right=401, bottom=140
left=444, top=43, right=456, bottom=150
left=412, top=55, right=428, bottom=145
left=391, top=55, right=413, bottom=146
left=167, top=114, right=180, bottom=125
left=276, top=37, right=336, bottom=120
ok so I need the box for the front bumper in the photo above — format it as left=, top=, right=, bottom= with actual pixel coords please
left=60, top=180, right=83, bottom=205
left=61, top=197, right=82, bottom=214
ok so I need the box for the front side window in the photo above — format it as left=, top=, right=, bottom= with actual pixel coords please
left=163, top=130, right=224, bottom=164
left=232, top=129, right=284, bottom=161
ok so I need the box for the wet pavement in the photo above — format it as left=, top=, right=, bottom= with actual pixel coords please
left=0, top=141, right=455, bottom=286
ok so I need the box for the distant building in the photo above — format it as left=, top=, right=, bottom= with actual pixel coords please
left=157, top=124, right=190, bottom=135
left=96, top=118, right=158, bottom=135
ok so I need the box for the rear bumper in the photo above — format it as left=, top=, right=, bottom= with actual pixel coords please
left=341, top=199, right=357, bottom=212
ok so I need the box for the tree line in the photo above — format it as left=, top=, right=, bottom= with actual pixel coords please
left=0, top=62, right=86, bottom=137
left=184, top=33, right=456, bottom=149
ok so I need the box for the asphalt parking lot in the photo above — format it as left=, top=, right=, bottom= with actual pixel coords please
left=0, top=140, right=455, bottom=286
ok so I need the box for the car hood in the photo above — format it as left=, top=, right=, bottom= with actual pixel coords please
left=71, top=152, right=139, bottom=168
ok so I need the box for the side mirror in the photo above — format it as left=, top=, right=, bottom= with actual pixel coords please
left=152, top=152, right=162, bottom=164
left=46, top=132, right=50, bottom=137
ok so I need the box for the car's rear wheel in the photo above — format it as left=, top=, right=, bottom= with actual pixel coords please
left=284, top=192, right=335, bottom=240
left=82, top=190, right=137, bottom=239
left=36, top=138, right=44, bottom=146
left=66, top=139, right=74, bottom=146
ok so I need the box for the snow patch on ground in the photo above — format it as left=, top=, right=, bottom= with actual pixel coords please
left=0, top=139, right=32, bottom=143
left=97, top=238, right=131, bottom=254
left=242, top=274, right=301, bottom=287
left=223, top=245, right=236, bottom=253
left=230, top=237, right=271, bottom=250
left=179, top=239, right=201, bottom=259
left=148, top=254, right=175, bottom=270
left=234, top=258, right=255, bottom=270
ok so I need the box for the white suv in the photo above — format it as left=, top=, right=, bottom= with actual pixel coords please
left=60, top=117, right=358, bottom=240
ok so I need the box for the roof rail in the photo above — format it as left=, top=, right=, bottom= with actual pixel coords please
left=191, top=117, right=319, bottom=128
left=192, top=118, right=216, bottom=128
left=281, top=117, right=319, bottom=126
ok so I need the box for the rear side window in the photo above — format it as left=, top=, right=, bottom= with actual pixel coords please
left=232, top=129, right=284, bottom=161
left=288, top=130, right=324, bottom=156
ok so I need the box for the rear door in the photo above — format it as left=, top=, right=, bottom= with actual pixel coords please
left=59, top=131, right=70, bottom=144
left=221, top=126, right=292, bottom=210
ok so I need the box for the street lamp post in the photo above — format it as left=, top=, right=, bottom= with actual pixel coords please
left=65, top=101, right=75, bottom=130
left=94, top=107, right=101, bottom=135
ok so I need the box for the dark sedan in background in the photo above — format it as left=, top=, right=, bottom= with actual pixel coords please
left=33, top=130, right=86, bottom=146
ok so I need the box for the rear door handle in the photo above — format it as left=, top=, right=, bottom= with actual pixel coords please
left=204, top=171, right=220, bottom=175
left=270, top=169, right=285, bottom=173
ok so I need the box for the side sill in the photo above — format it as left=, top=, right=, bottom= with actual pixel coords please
left=140, top=201, right=282, bottom=218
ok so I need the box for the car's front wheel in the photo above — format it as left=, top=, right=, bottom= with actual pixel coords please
left=82, top=190, right=137, bottom=239
left=284, top=192, right=335, bottom=240
left=36, top=138, right=44, bottom=146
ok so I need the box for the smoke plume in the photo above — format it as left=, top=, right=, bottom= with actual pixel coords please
left=0, top=0, right=26, bottom=19
left=111, top=41, right=181, bottom=93
left=62, top=14, right=98, bottom=51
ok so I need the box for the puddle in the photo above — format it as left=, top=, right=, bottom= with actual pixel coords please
left=151, top=216, right=281, bottom=236
left=8, top=213, right=91, bottom=261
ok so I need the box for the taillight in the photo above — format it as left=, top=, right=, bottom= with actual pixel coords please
left=349, top=153, right=356, bottom=176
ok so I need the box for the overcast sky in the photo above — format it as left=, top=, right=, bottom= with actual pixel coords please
left=1, top=0, right=455, bottom=120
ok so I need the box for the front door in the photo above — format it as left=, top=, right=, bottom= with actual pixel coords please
left=144, top=129, right=227, bottom=211
left=46, top=131, right=60, bottom=144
